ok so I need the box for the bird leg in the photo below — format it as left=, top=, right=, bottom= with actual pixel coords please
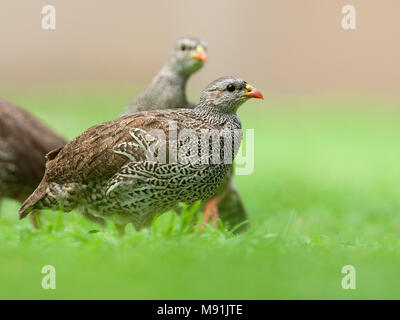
left=199, top=196, right=220, bottom=232
left=81, top=210, right=106, bottom=227
left=115, top=224, right=126, bottom=236
left=30, top=210, right=40, bottom=229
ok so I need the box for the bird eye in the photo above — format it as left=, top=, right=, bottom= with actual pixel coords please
left=227, top=84, right=236, bottom=92
left=181, top=44, right=186, bottom=51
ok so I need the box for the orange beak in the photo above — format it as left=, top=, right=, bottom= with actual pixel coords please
left=241, top=84, right=264, bottom=100
left=192, top=45, right=208, bottom=62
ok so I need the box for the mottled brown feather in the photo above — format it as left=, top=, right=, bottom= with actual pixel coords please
left=47, top=110, right=229, bottom=182
left=19, top=108, right=233, bottom=219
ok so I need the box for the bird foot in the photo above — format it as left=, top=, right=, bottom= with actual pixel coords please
left=198, top=196, right=220, bottom=233
left=115, top=224, right=126, bottom=236
left=30, top=211, right=40, bottom=229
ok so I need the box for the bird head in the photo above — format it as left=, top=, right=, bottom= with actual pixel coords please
left=170, top=38, right=208, bottom=77
left=198, top=77, right=263, bottom=114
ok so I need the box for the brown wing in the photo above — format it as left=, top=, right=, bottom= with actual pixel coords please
left=43, top=109, right=203, bottom=184
left=0, top=98, right=66, bottom=198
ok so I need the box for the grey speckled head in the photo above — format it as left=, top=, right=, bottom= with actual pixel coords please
left=196, top=76, right=264, bottom=115
left=168, top=38, right=208, bottom=77
left=122, top=37, right=208, bottom=115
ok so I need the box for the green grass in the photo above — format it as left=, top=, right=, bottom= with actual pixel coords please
left=1, top=87, right=400, bottom=299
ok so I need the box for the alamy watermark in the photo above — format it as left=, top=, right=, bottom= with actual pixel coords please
left=41, top=265, right=56, bottom=290
left=41, top=5, right=56, bottom=30
left=341, top=5, right=356, bottom=30
left=341, top=265, right=356, bottom=290
left=113, top=121, right=255, bottom=175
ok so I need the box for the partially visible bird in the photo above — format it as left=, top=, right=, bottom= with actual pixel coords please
left=122, top=37, right=207, bottom=115
left=19, top=77, right=263, bottom=233
left=0, top=98, right=66, bottom=226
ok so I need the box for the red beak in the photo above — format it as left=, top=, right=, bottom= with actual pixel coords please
left=247, top=90, right=263, bottom=99
left=241, top=84, right=264, bottom=100
left=193, top=46, right=208, bottom=62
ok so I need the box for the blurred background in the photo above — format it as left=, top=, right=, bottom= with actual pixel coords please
left=1, top=0, right=399, bottom=96
left=1, top=0, right=400, bottom=299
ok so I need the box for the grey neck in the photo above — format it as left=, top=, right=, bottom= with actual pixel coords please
left=142, top=57, right=189, bottom=108
left=149, top=62, right=187, bottom=92
left=194, top=102, right=241, bottom=128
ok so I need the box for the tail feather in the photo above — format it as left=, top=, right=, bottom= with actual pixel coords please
left=18, top=183, right=47, bottom=220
